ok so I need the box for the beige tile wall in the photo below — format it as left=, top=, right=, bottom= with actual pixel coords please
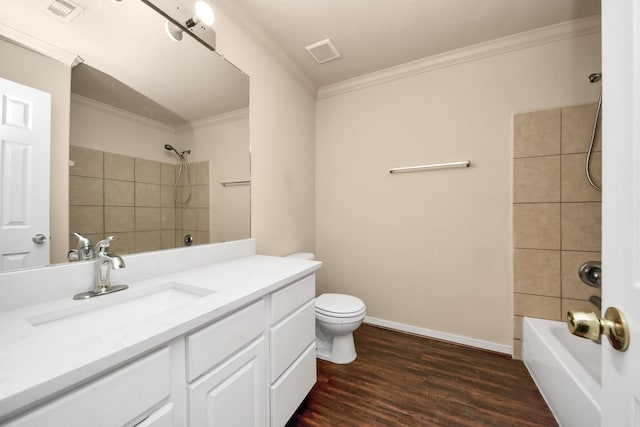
left=69, top=146, right=209, bottom=256
left=512, top=104, right=602, bottom=359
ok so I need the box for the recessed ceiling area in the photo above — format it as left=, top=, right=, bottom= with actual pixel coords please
left=216, top=0, right=601, bottom=88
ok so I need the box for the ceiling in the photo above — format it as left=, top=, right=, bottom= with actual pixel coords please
left=216, top=0, right=601, bottom=88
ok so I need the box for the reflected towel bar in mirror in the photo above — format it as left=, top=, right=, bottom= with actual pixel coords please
left=221, top=180, right=251, bottom=187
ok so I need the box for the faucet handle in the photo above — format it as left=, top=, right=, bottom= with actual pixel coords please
left=73, top=232, right=94, bottom=260
left=96, top=236, right=115, bottom=253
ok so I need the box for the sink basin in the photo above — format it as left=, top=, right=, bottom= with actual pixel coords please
left=26, top=282, right=214, bottom=339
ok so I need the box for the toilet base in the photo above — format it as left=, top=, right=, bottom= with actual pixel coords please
left=315, top=329, right=357, bottom=364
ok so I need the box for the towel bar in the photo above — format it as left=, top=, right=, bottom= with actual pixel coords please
left=389, top=161, right=471, bottom=174
left=221, top=180, right=251, bottom=186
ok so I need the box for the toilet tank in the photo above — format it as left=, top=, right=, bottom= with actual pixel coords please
left=286, top=252, right=315, bottom=260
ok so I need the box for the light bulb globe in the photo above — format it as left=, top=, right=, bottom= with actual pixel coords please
left=165, top=21, right=183, bottom=42
left=195, top=1, right=214, bottom=26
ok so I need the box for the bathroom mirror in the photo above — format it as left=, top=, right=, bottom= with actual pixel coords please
left=0, top=0, right=250, bottom=270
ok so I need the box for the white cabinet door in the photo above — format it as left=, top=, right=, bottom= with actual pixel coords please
left=270, top=343, right=316, bottom=427
left=189, top=337, right=268, bottom=427
left=0, top=77, right=50, bottom=271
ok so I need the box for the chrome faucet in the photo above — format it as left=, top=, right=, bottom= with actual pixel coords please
left=67, top=232, right=95, bottom=262
left=73, top=236, right=128, bottom=300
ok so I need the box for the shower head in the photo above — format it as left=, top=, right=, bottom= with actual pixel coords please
left=588, top=73, right=602, bottom=83
left=164, top=144, right=191, bottom=158
left=164, top=144, right=179, bottom=155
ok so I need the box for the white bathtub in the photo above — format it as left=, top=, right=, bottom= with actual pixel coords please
left=523, top=317, right=601, bottom=427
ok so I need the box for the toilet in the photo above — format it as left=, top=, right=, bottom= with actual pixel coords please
left=286, top=253, right=366, bottom=364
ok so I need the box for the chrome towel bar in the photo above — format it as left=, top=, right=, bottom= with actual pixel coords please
left=389, top=161, right=471, bottom=174
left=220, top=180, right=251, bottom=186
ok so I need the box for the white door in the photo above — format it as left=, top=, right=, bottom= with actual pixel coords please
left=601, top=1, right=640, bottom=426
left=0, top=77, right=51, bottom=271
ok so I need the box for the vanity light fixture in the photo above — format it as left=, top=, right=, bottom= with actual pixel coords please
left=141, top=0, right=216, bottom=50
left=165, top=21, right=184, bottom=42
left=192, top=1, right=215, bottom=27
left=164, top=1, right=213, bottom=43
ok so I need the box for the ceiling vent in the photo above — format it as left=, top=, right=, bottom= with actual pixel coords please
left=40, top=0, right=84, bottom=22
left=305, top=39, right=341, bottom=64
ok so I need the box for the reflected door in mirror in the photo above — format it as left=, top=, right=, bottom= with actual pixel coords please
left=0, top=77, right=51, bottom=271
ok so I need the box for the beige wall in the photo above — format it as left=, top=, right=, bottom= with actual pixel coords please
left=512, top=104, right=602, bottom=359
left=177, top=112, right=250, bottom=242
left=0, top=38, right=71, bottom=265
left=211, top=2, right=317, bottom=255
left=70, top=95, right=176, bottom=163
left=316, top=32, right=601, bottom=347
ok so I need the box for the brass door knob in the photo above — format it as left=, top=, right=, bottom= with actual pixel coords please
left=567, top=306, right=630, bottom=352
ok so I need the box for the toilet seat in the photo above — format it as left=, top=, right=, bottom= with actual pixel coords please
left=316, top=293, right=365, bottom=318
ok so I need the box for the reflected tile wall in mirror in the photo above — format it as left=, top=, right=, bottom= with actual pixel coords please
left=69, top=146, right=209, bottom=255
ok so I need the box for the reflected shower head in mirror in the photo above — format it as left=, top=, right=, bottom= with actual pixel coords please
left=164, top=144, right=192, bottom=203
left=164, top=144, right=191, bottom=159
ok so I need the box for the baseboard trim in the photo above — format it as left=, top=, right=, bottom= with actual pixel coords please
left=364, top=316, right=513, bottom=355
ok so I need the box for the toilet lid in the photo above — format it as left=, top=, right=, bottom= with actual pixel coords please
left=316, top=293, right=365, bottom=317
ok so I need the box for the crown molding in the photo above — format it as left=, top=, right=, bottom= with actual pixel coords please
left=212, top=0, right=317, bottom=98
left=176, top=107, right=249, bottom=132
left=318, top=16, right=601, bottom=100
left=0, top=23, right=82, bottom=67
left=73, top=94, right=249, bottom=133
left=71, top=94, right=177, bottom=133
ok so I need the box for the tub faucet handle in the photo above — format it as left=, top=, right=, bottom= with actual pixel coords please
left=567, top=307, right=629, bottom=352
left=578, top=261, right=601, bottom=288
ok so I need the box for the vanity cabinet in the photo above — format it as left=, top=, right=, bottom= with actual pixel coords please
left=268, top=275, right=317, bottom=427
left=2, top=273, right=317, bottom=427
left=134, top=403, right=175, bottom=427
left=186, top=300, right=268, bottom=426
left=5, top=348, right=172, bottom=427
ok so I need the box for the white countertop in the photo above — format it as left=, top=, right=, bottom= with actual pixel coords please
left=0, top=253, right=321, bottom=421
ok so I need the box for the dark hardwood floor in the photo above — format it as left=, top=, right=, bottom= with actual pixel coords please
left=287, top=325, right=557, bottom=427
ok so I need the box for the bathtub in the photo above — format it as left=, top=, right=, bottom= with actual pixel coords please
left=523, top=317, right=601, bottom=427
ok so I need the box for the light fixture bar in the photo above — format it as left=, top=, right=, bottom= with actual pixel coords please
left=140, top=0, right=216, bottom=51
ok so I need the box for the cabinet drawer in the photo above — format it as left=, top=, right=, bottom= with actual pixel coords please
left=135, top=403, right=173, bottom=427
left=270, top=274, right=315, bottom=325
left=189, top=337, right=267, bottom=427
left=270, top=300, right=315, bottom=382
left=7, top=348, right=171, bottom=427
left=270, top=343, right=316, bottom=427
left=186, top=299, right=265, bottom=382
